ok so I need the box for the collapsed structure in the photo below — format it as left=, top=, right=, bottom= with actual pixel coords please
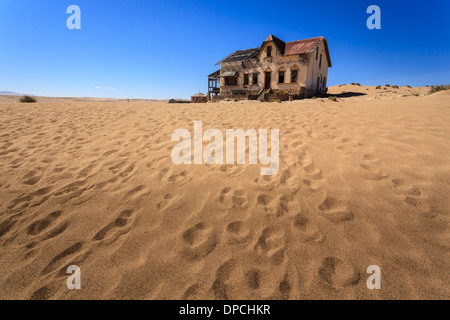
left=208, top=35, right=331, bottom=101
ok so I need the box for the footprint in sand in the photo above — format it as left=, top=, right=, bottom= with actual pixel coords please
left=41, top=241, right=84, bottom=275
left=156, top=193, right=173, bottom=211
left=42, top=221, right=70, bottom=241
left=257, top=193, right=292, bottom=216
left=290, top=141, right=304, bottom=148
left=93, top=209, right=135, bottom=244
left=226, top=221, right=252, bottom=245
left=22, top=170, right=41, bottom=185
left=318, top=256, right=360, bottom=289
left=358, top=164, right=388, bottom=180
left=77, top=162, right=98, bottom=179
left=335, top=138, right=363, bottom=155
left=254, top=226, right=286, bottom=266
left=218, top=187, right=248, bottom=210
left=26, top=210, right=63, bottom=236
left=52, top=166, right=66, bottom=173
left=53, top=181, right=87, bottom=204
left=102, top=149, right=118, bottom=157
left=0, top=218, right=17, bottom=239
left=167, top=170, right=192, bottom=186
left=318, top=128, right=337, bottom=140
left=219, top=164, right=243, bottom=177
left=30, top=285, right=55, bottom=300
left=245, top=268, right=262, bottom=290
left=183, top=283, right=201, bottom=300
left=297, top=153, right=322, bottom=180
left=122, top=185, right=148, bottom=201
left=155, top=167, right=170, bottom=180
left=279, top=166, right=300, bottom=189
left=392, top=179, right=421, bottom=196
left=109, top=160, right=127, bottom=174
left=278, top=276, right=292, bottom=299
left=403, top=196, right=432, bottom=213
left=293, top=211, right=325, bottom=243
left=318, top=196, right=354, bottom=223
left=301, top=179, right=325, bottom=193
left=181, top=222, right=217, bottom=261
left=212, top=259, right=237, bottom=299
left=119, top=162, right=136, bottom=178
left=8, top=186, right=53, bottom=210
left=363, top=154, right=380, bottom=162
left=254, top=174, right=275, bottom=191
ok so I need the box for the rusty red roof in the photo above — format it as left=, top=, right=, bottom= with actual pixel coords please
left=284, top=37, right=324, bottom=55
left=264, top=35, right=331, bottom=67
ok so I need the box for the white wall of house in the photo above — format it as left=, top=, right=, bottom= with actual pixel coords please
left=258, top=40, right=310, bottom=93
left=306, top=41, right=329, bottom=96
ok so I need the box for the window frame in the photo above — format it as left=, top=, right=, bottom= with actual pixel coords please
left=278, top=70, right=285, bottom=84
left=225, top=76, right=237, bottom=86
left=243, top=73, right=249, bottom=85
left=267, top=46, right=272, bottom=57
left=290, top=69, right=298, bottom=83
left=252, top=73, right=258, bottom=85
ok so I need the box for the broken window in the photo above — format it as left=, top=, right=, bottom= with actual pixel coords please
left=225, top=77, right=237, bottom=86
left=316, top=48, right=319, bottom=60
left=267, top=46, right=272, bottom=57
left=244, top=74, right=249, bottom=85
left=252, top=73, right=258, bottom=85
left=291, top=70, right=298, bottom=83
left=278, top=71, right=285, bottom=83
left=319, top=54, right=322, bottom=68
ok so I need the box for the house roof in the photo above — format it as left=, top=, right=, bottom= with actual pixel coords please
left=216, top=35, right=332, bottom=67
left=208, top=70, right=220, bottom=78
left=220, top=71, right=239, bottom=77
left=216, top=47, right=261, bottom=65
left=284, top=36, right=332, bottom=67
left=264, top=35, right=332, bottom=67
left=191, top=92, right=206, bottom=97
left=284, top=37, right=323, bottom=55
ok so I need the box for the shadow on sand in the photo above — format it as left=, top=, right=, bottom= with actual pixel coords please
left=329, top=92, right=367, bottom=98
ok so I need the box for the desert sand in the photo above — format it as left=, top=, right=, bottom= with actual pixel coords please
left=0, top=85, right=449, bottom=300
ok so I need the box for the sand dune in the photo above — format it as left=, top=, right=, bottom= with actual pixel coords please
left=0, top=86, right=449, bottom=299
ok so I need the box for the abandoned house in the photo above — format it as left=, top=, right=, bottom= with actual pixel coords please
left=209, top=35, right=331, bottom=100
left=191, top=92, right=207, bottom=103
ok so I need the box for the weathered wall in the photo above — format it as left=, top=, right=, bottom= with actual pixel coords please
left=258, top=40, right=310, bottom=95
left=305, top=41, right=329, bottom=97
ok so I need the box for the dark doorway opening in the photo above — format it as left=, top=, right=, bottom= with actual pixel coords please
left=264, top=72, right=271, bottom=89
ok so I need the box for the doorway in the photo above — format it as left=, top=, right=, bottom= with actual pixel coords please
left=264, top=72, right=271, bottom=89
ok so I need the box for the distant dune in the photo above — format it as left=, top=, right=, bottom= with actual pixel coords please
left=0, top=85, right=448, bottom=300
left=0, top=91, right=22, bottom=96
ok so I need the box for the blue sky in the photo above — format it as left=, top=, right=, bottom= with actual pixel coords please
left=0, top=0, right=449, bottom=99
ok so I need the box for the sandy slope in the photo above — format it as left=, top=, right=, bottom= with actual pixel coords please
left=0, top=86, right=449, bottom=299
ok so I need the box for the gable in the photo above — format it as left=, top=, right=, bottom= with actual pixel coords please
left=262, top=34, right=285, bottom=56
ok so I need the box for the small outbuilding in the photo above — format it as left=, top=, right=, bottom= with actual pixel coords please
left=191, top=92, right=207, bottom=103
